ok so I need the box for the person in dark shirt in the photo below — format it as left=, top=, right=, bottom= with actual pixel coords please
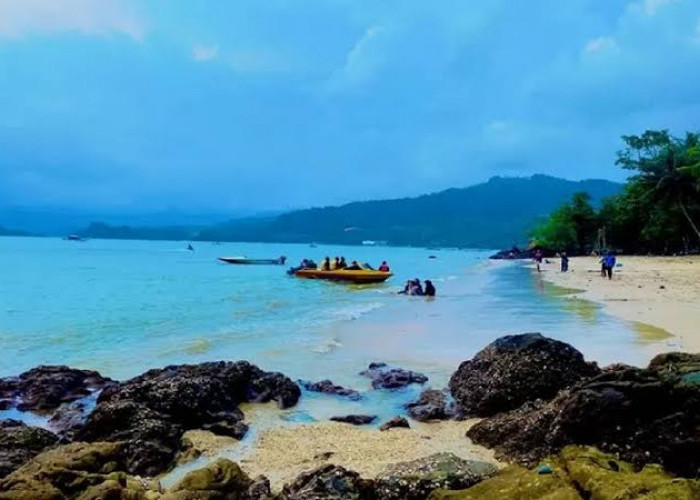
left=424, top=280, right=436, bottom=297
left=346, top=260, right=362, bottom=271
left=337, top=257, right=347, bottom=269
left=560, top=252, right=569, bottom=272
left=322, top=257, right=332, bottom=271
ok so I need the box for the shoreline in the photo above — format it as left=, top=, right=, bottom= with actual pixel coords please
left=532, top=255, right=700, bottom=353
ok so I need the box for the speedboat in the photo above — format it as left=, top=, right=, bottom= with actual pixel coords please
left=218, top=256, right=287, bottom=265
left=294, top=268, right=392, bottom=284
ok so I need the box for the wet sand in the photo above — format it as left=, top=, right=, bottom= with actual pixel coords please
left=535, top=256, right=700, bottom=352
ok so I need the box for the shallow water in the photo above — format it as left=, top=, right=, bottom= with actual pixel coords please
left=0, top=236, right=669, bottom=430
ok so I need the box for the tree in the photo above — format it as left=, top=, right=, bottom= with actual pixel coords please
left=532, top=192, right=597, bottom=253
left=616, top=130, right=700, bottom=243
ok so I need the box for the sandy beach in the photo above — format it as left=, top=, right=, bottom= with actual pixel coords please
left=182, top=420, right=496, bottom=491
left=535, top=256, right=700, bottom=352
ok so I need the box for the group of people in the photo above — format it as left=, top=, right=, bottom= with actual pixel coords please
left=290, top=257, right=391, bottom=273
left=399, top=278, right=436, bottom=297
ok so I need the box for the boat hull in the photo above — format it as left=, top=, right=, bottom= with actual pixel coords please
left=294, top=269, right=392, bottom=283
left=218, top=257, right=284, bottom=265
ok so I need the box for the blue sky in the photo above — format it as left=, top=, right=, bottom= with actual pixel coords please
left=1, top=0, right=699, bottom=213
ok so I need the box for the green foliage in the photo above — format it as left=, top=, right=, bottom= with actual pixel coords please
left=531, top=192, right=597, bottom=252
left=536, top=130, right=700, bottom=254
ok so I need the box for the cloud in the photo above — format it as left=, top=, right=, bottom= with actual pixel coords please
left=324, top=25, right=387, bottom=93
left=584, top=36, right=619, bottom=54
left=633, top=0, right=676, bottom=16
left=0, top=0, right=143, bottom=40
left=192, top=44, right=219, bottom=62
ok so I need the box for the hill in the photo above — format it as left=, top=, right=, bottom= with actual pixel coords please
left=0, top=225, right=32, bottom=237
left=194, top=175, right=622, bottom=248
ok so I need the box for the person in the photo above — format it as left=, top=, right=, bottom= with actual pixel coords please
left=534, top=248, right=543, bottom=272
left=337, top=257, right=347, bottom=269
left=398, top=280, right=411, bottom=295
left=560, top=252, right=569, bottom=272
left=379, top=261, right=390, bottom=272
left=346, top=260, right=362, bottom=271
left=306, top=259, right=317, bottom=269
left=602, top=251, right=616, bottom=280
left=322, top=257, right=331, bottom=271
left=187, top=243, right=194, bottom=251
left=409, top=279, right=424, bottom=296
left=424, top=280, right=436, bottom=297
left=333, top=257, right=341, bottom=269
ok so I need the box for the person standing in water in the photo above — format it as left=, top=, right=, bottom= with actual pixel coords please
left=424, top=280, right=436, bottom=297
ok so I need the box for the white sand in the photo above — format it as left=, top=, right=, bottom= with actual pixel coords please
left=535, top=256, right=700, bottom=352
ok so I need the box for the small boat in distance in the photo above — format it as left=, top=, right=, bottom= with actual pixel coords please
left=294, top=268, right=392, bottom=284
left=65, top=234, right=86, bottom=241
left=218, top=256, right=287, bottom=265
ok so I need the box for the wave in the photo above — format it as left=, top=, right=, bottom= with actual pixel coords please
left=311, top=337, right=342, bottom=354
left=328, top=302, right=384, bottom=322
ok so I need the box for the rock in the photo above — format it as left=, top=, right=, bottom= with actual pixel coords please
left=48, top=399, right=93, bottom=438
left=449, top=333, right=599, bottom=417
left=467, top=356, right=700, bottom=477
left=360, top=364, right=428, bottom=390
left=330, top=415, right=377, bottom=425
left=428, top=464, right=580, bottom=500
left=405, top=390, right=453, bottom=422
left=379, top=417, right=410, bottom=431
left=431, top=446, right=700, bottom=500
left=278, top=464, right=374, bottom=500
left=299, top=380, right=361, bottom=401
left=488, top=247, right=531, bottom=260
left=0, top=420, right=59, bottom=479
left=375, top=453, right=498, bottom=500
left=165, top=458, right=252, bottom=498
left=247, top=476, right=273, bottom=500
left=78, top=361, right=300, bottom=476
left=0, top=365, right=112, bottom=412
left=0, top=441, right=147, bottom=500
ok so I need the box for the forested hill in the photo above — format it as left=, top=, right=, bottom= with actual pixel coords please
left=192, top=175, right=622, bottom=248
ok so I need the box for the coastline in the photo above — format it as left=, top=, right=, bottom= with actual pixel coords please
left=533, top=255, right=700, bottom=353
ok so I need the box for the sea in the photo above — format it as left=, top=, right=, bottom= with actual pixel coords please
left=0, top=236, right=672, bottom=430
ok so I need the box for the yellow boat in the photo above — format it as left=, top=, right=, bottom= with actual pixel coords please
left=294, top=268, right=392, bottom=284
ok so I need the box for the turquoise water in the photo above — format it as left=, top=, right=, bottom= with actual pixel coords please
left=0, top=236, right=666, bottom=404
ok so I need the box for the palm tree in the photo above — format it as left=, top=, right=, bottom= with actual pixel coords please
left=616, top=131, right=700, bottom=243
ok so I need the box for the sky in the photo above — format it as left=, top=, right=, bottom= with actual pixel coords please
left=1, top=0, right=700, bottom=214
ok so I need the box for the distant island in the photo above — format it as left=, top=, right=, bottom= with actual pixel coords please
left=70, top=175, right=621, bottom=249
left=0, top=225, right=31, bottom=237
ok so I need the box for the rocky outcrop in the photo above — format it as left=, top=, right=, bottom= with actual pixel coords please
left=429, top=446, right=700, bottom=500
left=162, top=458, right=260, bottom=500
left=405, top=390, right=453, bottom=422
left=449, top=333, right=599, bottom=417
left=0, top=420, right=59, bottom=479
left=467, top=354, right=700, bottom=477
left=330, top=415, right=377, bottom=426
left=375, top=453, right=498, bottom=500
left=0, top=441, right=151, bottom=500
left=299, top=380, right=361, bottom=401
left=0, top=365, right=112, bottom=411
left=78, top=361, right=300, bottom=476
left=379, top=416, right=410, bottom=431
left=277, top=464, right=374, bottom=500
left=360, top=363, right=428, bottom=390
